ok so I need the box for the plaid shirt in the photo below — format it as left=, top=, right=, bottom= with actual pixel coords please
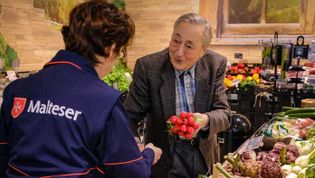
left=175, top=66, right=196, bottom=115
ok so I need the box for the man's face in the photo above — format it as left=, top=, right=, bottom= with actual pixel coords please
left=169, top=22, right=206, bottom=71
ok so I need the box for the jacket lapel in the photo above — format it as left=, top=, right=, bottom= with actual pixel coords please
left=195, top=58, right=211, bottom=113
left=160, top=56, right=176, bottom=120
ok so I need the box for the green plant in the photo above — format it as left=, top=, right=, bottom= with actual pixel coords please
left=0, top=33, right=18, bottom=71
left=112, top=0, right=125, bottom=11
left=262, top=47, right=271, bottom=58
left=103, top=58, right=131, bottom=93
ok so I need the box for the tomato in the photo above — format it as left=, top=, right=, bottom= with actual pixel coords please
left=237, top=63, right=245, bottom=69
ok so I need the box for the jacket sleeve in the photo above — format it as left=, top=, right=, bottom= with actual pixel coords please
left=205, top=56, right=231, bottom=136
left=124, top=59, right=150, bottom=136
left=97, top=100, right=154, bottom=178
left=0, top=89, right=10, bottom=177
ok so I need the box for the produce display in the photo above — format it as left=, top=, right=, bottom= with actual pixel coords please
left=102, top=58, right=132, bottom=93
left=224, top=63, right=261, bottom=90
left=213, top=106, right=315, bottom=178
left=167, top=111, right=200, bottom=140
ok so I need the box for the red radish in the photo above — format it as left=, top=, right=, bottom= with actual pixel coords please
left=171, top=127, right=178, bottom=134
left=176, top=119, right=183, bottom=125
left=193, top=123, right=199, bottom=129
left=187, top=116, right=195, bottom=126
left=183, top=119, right=188, bottom=126
left=185, top=133, right=193, bottom=139
left=179, top=112, right=188, bottom=120
left=299, top=129, right=308, bottom=139
left=180, top=125, right=187, bottom=132
left=178, top=131, right=184, bottom=137
left=186, top=126, right=194, bottom=134
left=170, top=116, right=178, bottom=125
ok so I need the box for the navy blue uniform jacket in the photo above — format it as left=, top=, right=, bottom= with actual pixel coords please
left=0, top=50, right=154, bottom=178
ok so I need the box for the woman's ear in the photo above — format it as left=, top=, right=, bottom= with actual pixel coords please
left=104, top=44, right=117, bottom=59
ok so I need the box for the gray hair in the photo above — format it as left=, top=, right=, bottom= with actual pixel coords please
left=174, top=13, right=211, bottom=49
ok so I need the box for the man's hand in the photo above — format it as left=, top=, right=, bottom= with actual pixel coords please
left=144, top=143, right=162, bottom=165
left=191, top=113, right=209, bottom=138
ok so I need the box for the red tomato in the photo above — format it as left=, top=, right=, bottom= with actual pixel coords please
left=226, top=74, right=233, bottom=80
left=237, top=63, right=245, bottom=69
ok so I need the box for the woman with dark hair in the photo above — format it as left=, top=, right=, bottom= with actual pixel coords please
left=0, top=0, right=161, bottom=177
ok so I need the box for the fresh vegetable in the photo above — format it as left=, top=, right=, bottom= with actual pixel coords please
left=305, top=164, right=315, bottom=178
left=103, top=58, right=132, bottom=93
left=167, top=112, right=199, bottom=140
left=282, top=106, right=298, bottom=112
left=280, top=106, right=315, bottom=119
left=286, top=173, right=298, bottom=178
left=260, top=160, right=282, bottom=178
left=215, top=163, right=234, bottom=178
left=291, top=165, right=302, bottom=175
left=286, top=108, right=315, bottom=115
left=295, top=148, right=315, bottom=168
left=298, top=168, right=307, bottom=178
left=281, top=164, right=292, bottom=175
left=289, top=113, right=315, bottom=119
left=238, top=160, right=260, bottom=178
left=306, top=127, right=315, bottom=139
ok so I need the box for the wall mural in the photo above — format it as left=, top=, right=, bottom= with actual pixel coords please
left=33, top=0, right=125, bottom=25
left=33, top=0, right=85, bottom=25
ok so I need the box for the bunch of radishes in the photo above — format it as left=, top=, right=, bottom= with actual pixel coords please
left=167, top=112, right=199, bottom=140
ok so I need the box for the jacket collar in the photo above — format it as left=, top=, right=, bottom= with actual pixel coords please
left=44, top=50, right=99, bottom=77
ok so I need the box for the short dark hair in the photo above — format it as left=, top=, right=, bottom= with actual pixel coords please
left=61, top=0, right=135, bottom=65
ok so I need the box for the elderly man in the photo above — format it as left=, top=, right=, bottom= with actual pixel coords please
left=125, top=13, right=230, bottom=178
